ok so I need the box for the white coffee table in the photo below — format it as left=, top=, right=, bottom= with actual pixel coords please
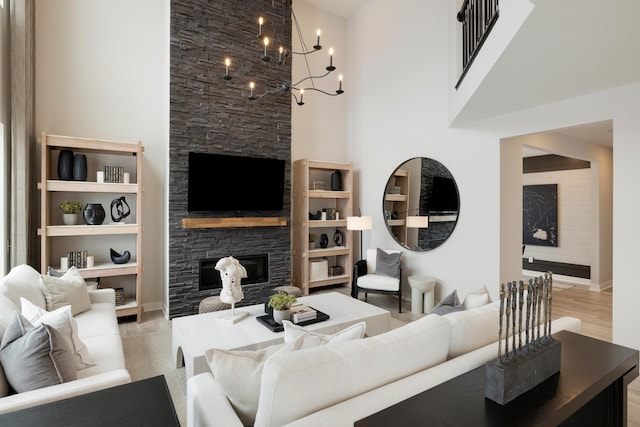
left=172, top=291, right=391, bottom=379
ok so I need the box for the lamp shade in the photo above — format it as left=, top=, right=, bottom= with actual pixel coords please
left=347, top=216, right=372, bottom=231
left=406, top=215, right=429, bottom=228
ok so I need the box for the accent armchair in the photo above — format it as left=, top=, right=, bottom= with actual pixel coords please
left=352, top=248, right=403, bottom=312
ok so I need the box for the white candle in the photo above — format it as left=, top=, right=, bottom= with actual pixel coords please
left=278, top=46, right=283, bottom=63
left=96, top=171, right=104, bottom=183
left=87, top=256, right=95, bottom=268
left=316, top=29, right=321, bottom=46
left=263, top=37, right=269, bottom=57
left=124, top=172, right=130, bottom=184
left=249, top=81, right=255, bottom=98
left=224, top=58, right=230, bottom=76
left=258, top=17, right=263, bottom=36
left=329, top=47, right=334, bottom=67
left=60, top=257, right=68, bottom=271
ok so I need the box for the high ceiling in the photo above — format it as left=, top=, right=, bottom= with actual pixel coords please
left=297, top=0, right=369, bottom=19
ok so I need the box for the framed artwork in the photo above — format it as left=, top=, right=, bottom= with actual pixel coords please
left=523, top=184, right=558, bottom=247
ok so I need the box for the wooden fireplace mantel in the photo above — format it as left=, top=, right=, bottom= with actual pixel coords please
left=181, top=217, right=288, bottom=229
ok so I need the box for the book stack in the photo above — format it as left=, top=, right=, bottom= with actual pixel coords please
left=103, top=166, right=125, bottom=183
left=67, top=250, right=88, bottom=268
left=114, top=288, right=126, bottom=306
left=290, top=304, right=317, bottom=323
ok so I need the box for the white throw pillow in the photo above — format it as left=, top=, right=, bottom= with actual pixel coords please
left=20, top=298, right=95, bottom=370
left=39, top=267, right=91, bottom=315
left=282, top=320, right=366, bottom=348
left=462, top=285, right=492, bottom=310
left=205, top=336, right=304, bottom=426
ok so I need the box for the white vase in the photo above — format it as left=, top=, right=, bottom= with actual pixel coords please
left=272, top=309, right=290, bottom=325
left=63, top=213, right=78, bottom=225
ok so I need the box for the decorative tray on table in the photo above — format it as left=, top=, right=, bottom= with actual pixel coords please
left=256, top=307, right=330, bottom=332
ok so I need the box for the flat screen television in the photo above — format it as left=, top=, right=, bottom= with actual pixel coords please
left=188, top=152, right=285, bottom=212
left=429, top=176, right=459, bottom=213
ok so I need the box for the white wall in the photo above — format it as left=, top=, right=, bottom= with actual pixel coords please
left=292, top=1, right=348, bottom=163
left=0, top=0, right=8, bottom=274
left=347, top=0, right=636, bottom=350
left=35, top=0, right=170, bottom=312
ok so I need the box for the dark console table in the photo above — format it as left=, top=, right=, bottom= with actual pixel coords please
left=356, top=331, right=639, bottom=426
left=0, top=375, right=179, bottom=427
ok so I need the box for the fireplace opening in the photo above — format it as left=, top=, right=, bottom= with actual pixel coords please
left=199, top=254, right=269, bottom=291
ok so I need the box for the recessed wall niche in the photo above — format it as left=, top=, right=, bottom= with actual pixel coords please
left=169, top=0, right=292, bottom=318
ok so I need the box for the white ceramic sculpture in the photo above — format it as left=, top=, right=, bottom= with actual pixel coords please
left=215, top=256, right=249, bottom=323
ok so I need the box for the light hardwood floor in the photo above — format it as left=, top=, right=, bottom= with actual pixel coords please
left=118, top=285, right=639, bottom=426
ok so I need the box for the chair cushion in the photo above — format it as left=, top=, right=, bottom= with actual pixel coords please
left=356, top=274, right=400, bottom=292
left=375, top=248, right=401, bottom=279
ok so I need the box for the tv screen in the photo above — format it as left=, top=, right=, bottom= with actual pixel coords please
left=188, top=152, right=285, bottom=212
left=429, top=176, right=459, bottom=213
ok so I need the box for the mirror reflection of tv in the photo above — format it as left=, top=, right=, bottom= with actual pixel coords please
left=429, top=176, right=459, bottom=213
left=188, top=152, right=285, bottom=212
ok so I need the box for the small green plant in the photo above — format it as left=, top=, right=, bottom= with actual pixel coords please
left=309, top=233, right=317, bottom=242
left=59, top=201, right=83, bottom=214
left=268, top=292, right=297, bottom=311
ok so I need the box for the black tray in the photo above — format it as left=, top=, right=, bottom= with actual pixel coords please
left=256, top=307, right=330, bottom=332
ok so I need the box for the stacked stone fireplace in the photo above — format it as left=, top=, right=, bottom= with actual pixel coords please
left=169, top=0, right=292, bottom=318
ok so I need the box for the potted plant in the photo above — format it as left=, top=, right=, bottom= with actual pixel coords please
left=59, top=201, right=83, bottom=225
left=267, top=292, right=297, bottom=324
left=309, top=233, right=317, bottom=250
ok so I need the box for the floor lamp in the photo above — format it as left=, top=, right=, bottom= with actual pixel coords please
left=347, top=216, right=372, bottom=261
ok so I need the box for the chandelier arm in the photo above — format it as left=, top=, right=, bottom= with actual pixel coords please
left=291, top=71, right=332, bottom=87
left=289, top=49, right=321, bottom=56
left=294, top=87, right=343, bottom=97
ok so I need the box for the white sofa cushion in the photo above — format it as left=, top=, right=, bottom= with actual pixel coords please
left=444, top=301, right=500, bottom=359
left=205, top=336, right=305, bottom=426
left=0, top=295, right=19, bottom=398
left=462, top=285, right=492, bottom=310
left=20, top=298, right=95, bottom=370
left=255, top=314, right=451, bottom=427
left=0, top=264, right=46, bottom=310
left=39, top=268, right=91, bottom=316
left=283, top=320, right=366, bottom=348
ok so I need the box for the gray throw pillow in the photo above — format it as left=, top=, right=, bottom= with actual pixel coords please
left=375, top=248, right=401, bottom=279
left=432, top=290, right=462, bottom=315
left=0, top=312, right=77, bottom=393
left=47, top=266, right=64, bottom=278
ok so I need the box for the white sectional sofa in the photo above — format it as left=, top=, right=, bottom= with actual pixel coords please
left=188, top=300, right=581, bottom=427
left=0, top=264, right=131, bottom=414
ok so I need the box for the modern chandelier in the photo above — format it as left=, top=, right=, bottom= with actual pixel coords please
left=221, top=0, right=344, bottom=106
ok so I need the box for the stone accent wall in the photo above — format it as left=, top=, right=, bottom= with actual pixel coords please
left=169, top=0, right=292, bottom=318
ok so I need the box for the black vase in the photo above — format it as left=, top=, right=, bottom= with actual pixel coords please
left=83, top=203, right=106, bottom=225
left=333, top=228, right=344, bottom=246
left=110, top=248, right=131, bottom=264
left=319, top=233, right=329, bottom=248
left=58, top=150, right=75, bottom=181
left=331, top=170, right=342, bottom=191
left=73, top=154, right=87, bottom=181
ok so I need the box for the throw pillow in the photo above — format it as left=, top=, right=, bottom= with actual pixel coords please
left=462, top=285, right=492, bottom=310
left=205, top=336, right=304, bottom=426
left=0, top=312, right=77, bottom=393
left=39, top=267, right=91, bottom=316
left=20, top=298, right=95, bottom=370
left=375, top=248, right=401, bottom=279
left=432, top=290, right=462, bottom=315
left=282, top=320, right=366, bottom=348
left=47, top=266, right=64, bottom=278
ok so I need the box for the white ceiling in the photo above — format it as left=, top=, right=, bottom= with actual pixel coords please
left=297, top=0, right=369, bottom=19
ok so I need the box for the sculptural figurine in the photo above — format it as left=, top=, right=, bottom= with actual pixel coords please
left=518, top=281, right=524, bottom=349
left=526, top=278, right=533, bottom=346
left=505, top=282, right=512, bottom=357
left=510, top=282, right=517, bottom=355
left=215, top=256, right=247, bottom=305
left=498, top=283, right=505, bottom=361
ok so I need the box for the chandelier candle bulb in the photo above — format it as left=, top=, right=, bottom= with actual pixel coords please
left=298, top=88, right=304, bottom=106
left=263, top=37, right=270, bottom=62
left=249, top=81, right=255, bottom=100
left=278, top=46, right=283, bottom=63
left=258, top=17, right=263, bottom=37
left=223, top=58, right=231, bottom=80
left=338, top=74, right=343, bottom=93
left=326, top=47, right=335, bottom=71
left=314, top=29, right=322, bottom=49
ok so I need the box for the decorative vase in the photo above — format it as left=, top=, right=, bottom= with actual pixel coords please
left=309, top=241, right=315, bottom=250
left=333, top=228, right=344, bottom=246
left=319, top=233, right=329, bottom=248
left=62, top=213, right=79, bottom=225
left=110, top=248, right=131, bottom=264
left=331, top=170, right=342, bottom=191
left=58, top=150, right=75, bottom=181
left=73, top=154, right=87, bottom=181
left=272, top=308, right=290, bottom=325
left=83, top=203, right=106, bottom=225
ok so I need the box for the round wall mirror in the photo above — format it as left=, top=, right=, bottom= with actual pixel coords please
left=382, top=157, right=460, bottom=251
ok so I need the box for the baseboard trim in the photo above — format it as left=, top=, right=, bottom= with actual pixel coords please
left=522, top=258, right=590, bottom=279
